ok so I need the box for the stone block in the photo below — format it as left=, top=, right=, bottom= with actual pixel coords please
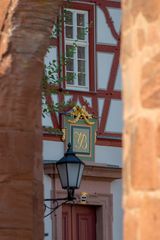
left=131, top=0, right=160, bottom=21
left=124, top=210, right=139, bottom=240
left=0, top=0, right=11, bottom=30
left=0, top=179, right=43, bottom=235
left=0, top=180, right=33, bottom=229
left=0, top=70, right=42, bottom=131
left=141, top=53, right=160, bottom=108
left=156, top=122, right=160, bottom=158
left=33, top=180, right=44, bottom=239
left=129, top=117, right=158, bottom=189
left=139, top=197, right=160, bottom=240
left=0, top=130, right=42, bottom=178
left=124, top=194, right=142, bottom=209
left=0, top=229, right=32, bottom=240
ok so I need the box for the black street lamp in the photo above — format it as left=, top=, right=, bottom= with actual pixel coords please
left=56, top=143, right=85, bottom=200
left=44, top=143, right=85, bottom=217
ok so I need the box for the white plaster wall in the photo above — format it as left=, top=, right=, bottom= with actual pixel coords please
left=95, top=145, right=122, bottom=167
left=97, top=52, right=114, bottom=89
left=82, top=96, right=92, bottom=107
left=44, top=175, right=53, bottom=240
left=43, top=141, right=64, bottom=161
left=111, top=179, right=123, bottom=240
left=43, top=140, right=122, bottom=166
left=108, top=7, right=121, bottom=34
left=96, top=6, right=116, bottom=45
left=98, top=98, right=105, bottom=125
left=64, top=94, right=73, bottom=104
left=44, top=46, right=57, bottom=70
left=105, top=100, right=123, bottom=133
left=43, top=46, right=58, bottom=128
left=42, top=114, right=53, bottom=127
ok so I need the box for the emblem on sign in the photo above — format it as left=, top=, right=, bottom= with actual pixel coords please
left=74, top=131, right=88, bottom=151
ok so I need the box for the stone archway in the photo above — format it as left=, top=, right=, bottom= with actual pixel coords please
left=0, top=1, right=62, bottom=239
left=1, top=0, right=160, bottom=239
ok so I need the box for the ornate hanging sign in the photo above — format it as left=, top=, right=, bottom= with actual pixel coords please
left=63, top=106, right=97, bottom=161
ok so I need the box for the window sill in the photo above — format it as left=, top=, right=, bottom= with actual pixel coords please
left=66, top=85, right=89, bottom=92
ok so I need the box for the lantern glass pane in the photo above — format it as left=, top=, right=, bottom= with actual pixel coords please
left=67, top=163, right=80, bottom=188
left=57, top=163, right=68, bottom=188
left=77, top=164, right=84, bottom=187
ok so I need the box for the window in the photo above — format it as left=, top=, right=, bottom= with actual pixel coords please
left=64, top=9, right=89, bottom=91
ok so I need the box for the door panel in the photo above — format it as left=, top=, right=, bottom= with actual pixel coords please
left=62, top=206, right=72, bottom=240
left=62, top=205, right=96, bottom=240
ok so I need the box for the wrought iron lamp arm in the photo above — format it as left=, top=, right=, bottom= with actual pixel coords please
left=44, top=190, right=76, bottom=218
left=44, top=197, right=69, bottom=202
left=44, top=199, right=70, bottom=218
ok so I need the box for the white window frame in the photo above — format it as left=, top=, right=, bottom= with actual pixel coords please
left=64, top=9, right=89, bottom=91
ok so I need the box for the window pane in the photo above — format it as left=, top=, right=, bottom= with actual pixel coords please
left=65, top=11, right=73, bottom=25
left=66, top=58, right=74, bottom=71
left=66, top=26, right=73, bottom=38
left=77, top=27, right=85, bottom=40
left=66, top=45, right=71, bottom=57
left=66, top=72, right=74, bottom=85
left=77, top=14, right=85, bottom=26
left=66, top=45, right=75, bottom=58
left=78, top=47, right=85, bottom=59
left=78, top=60, right=85, bottom=72
left=78, top=73, right=85, bottom=86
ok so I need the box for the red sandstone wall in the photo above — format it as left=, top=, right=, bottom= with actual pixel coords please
left=121, top=0, right=160, bottom=240
left=0, top=0, right=62, bottom=239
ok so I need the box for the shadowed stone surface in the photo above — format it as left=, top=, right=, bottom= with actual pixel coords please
left=0, top=0, right=62, bottom=239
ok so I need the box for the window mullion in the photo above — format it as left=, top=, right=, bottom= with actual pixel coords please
left=74, top=11, right=78, bottom=87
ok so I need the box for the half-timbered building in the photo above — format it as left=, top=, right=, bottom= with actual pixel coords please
left=43, top=0, right=122, bottom=239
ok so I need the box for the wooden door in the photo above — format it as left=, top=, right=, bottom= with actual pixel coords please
left=62, top=204, right=96, bottom=240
